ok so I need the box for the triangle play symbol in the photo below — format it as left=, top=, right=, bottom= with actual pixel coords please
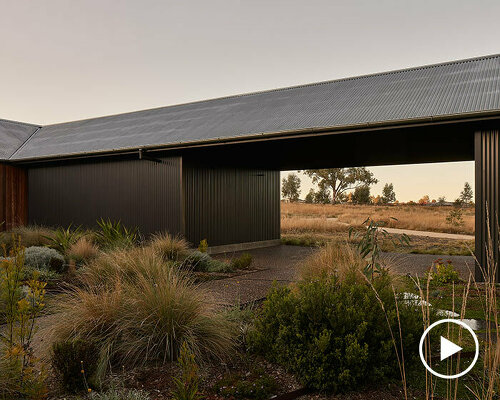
left=440, top=336, right=462, bottom=361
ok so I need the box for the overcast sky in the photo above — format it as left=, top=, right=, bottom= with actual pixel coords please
left=2, top=0, right=499, bottom=201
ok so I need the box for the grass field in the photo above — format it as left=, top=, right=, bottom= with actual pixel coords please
left=282, top=201, right=475, bottom=235
left=281, top=202, right=475, bottom=255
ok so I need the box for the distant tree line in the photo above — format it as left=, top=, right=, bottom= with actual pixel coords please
left=282, top=169, right=473, bottom=207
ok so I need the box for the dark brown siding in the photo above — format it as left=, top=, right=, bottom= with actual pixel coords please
left=183, top=165, right=280, bottom=246
left=475, top=130, right=500, bottom=282
left=28, top=157, right=182, bottom=235
left=0, top=163, right=28, bottom=231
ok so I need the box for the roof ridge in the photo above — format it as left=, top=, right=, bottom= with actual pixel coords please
left=42, top=53, right=500, bottom=129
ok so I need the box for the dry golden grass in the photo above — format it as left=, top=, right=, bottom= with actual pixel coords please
left=282, top=202, right=475, bottom=235
left=281, top=216, right=348, bottom=234
left=52, top=247, right=235, bottom=380
left=148, top=232, right=189, bottom=261
left=66, top=236, right=100, bottom=263
left=299, top=241, right=364, bottom=282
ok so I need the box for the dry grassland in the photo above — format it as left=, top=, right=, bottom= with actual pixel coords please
left=281, top=202, right=474, bottom=235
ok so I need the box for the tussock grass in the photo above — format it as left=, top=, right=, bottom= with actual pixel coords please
left=66, top=236, right=100, bottom=263
left=0, top=225, right=55, bottom=250
left=52, top=248, right=235, bottom=379
left=149, top=232, right=189, bottom=261
left=282, top=202, right=475, bottom=235
left=299, top=241, right=364, bottom=282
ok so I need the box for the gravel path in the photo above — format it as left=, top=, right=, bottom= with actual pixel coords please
left=202, top=245, right=314, bottom=305
left=205, top=245, right=476, bottom=305
left=383, top=227, right=474, bottom=241
left=381, top=252, right=475, bottom=278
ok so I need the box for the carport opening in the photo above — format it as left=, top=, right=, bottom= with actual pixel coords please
left=280, top=161, right=475, bottom=275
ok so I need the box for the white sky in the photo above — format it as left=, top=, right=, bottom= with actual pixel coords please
left=2, top=0, right=497, bottom=200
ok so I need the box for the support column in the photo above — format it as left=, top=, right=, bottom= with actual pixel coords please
left=475, top=130, right=500, bottom=282
left=0, top=163, right=28, bottom=231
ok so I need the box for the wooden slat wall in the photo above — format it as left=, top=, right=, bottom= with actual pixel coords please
left=0, top=163, right=28, bottom=231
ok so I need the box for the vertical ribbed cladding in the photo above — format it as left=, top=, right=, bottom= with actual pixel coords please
left=475, top=130, right=500, bottom=282
left=183, top=164, right=280, bottom=247
left=28, top=156, right=183, bottom=236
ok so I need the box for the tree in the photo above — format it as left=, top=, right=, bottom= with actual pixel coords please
left=352, top=185, right=371, bottom=204
left=457, top=182, right=473, bottom=206
left=281, top=173, right=301, bottom=202
left=418, top=195, right=430, bottom=205
left=303, top=168, right=378, bottom=204
left=437, top=196, right=446, bottom=205
left=304, top=189, right=315, bottom=204
left=313, top=186, right=331, bottom=204
left=381, top=183, right=396, bottom=204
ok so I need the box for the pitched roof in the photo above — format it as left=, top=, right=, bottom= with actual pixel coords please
left=6, top=54, right=500, bottom=161
left=0, top=119, right=40, bottom=160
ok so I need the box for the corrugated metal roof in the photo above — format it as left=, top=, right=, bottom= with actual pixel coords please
left=0, top=119, right=40, bottom=160
left=8, top=54, right=500, bottom=161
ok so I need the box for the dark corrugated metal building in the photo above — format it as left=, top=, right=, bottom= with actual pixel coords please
left=1, top=54, right=500, bottom=277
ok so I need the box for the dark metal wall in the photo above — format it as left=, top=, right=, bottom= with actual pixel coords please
left=28, top=157, right=183, bottom=235
left=183, top=163, right=280, bottom=246
left=475, top=130, right=500, bottom=281
left=0, top=163, right=28, bottom=231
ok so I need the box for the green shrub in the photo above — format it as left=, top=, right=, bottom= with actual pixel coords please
left=426, top=259, right=460, bottom=285
left=198, top=239, right=208, bottom=253
left=183, top=251, right=233, bottom=273
left=53, top=247, right=235, bottom=380
left=95, top=219, right=138, bottom=250
left=231, top=253, right=253, bottom=270
left=149, top=232, right=189, bottom=261
left=51, top=340, right=98, bottom=392
left=24, top=246, right=65, bottom=273
left=171, top=342, right=201, bottom=400
left=248, top=274, right=428, bottom=393
left=45, top=225, right=84, bottom=254
left=214, top=369, right=277, bottom=399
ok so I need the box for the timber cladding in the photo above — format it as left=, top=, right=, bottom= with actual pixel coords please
left=0, top=163, right=28, bottom=231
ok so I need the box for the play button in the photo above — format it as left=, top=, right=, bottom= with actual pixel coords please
left=419, top=318, right=479, bottom=379
left=440, top=336, right=462, bottom=361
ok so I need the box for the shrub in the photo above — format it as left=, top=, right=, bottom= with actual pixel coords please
left=51, top=340, right=98, bottom=392
left=248, top=274, right=427, bottom=393
left=171, top=342, right=201, bottom=400
left=67, top=236, right=100, bottom=264
left=149, top=232, right=189, bottom=261
left=24, top=246, right=65, bottom=273
left=231, top=253, right=253, bottom=270
left=0, top=240, right=48, bottom=399
left=45, top=225, right=84, bottom=254
left=53, top=247, right=235, bottom=380
left=0, top=225, right=55, bottom=251
left=446, top=208, right=464, bottom=226
left=198, top=239, right=208, bottom=253
left=95, top=219, right=138, bottom=250
left=426, top=259, right=460, bottom=285
left=183, top=251, right=233, bottom=273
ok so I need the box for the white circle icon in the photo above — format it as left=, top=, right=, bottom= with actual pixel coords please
left=419, top=318, right=479, bottom=379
